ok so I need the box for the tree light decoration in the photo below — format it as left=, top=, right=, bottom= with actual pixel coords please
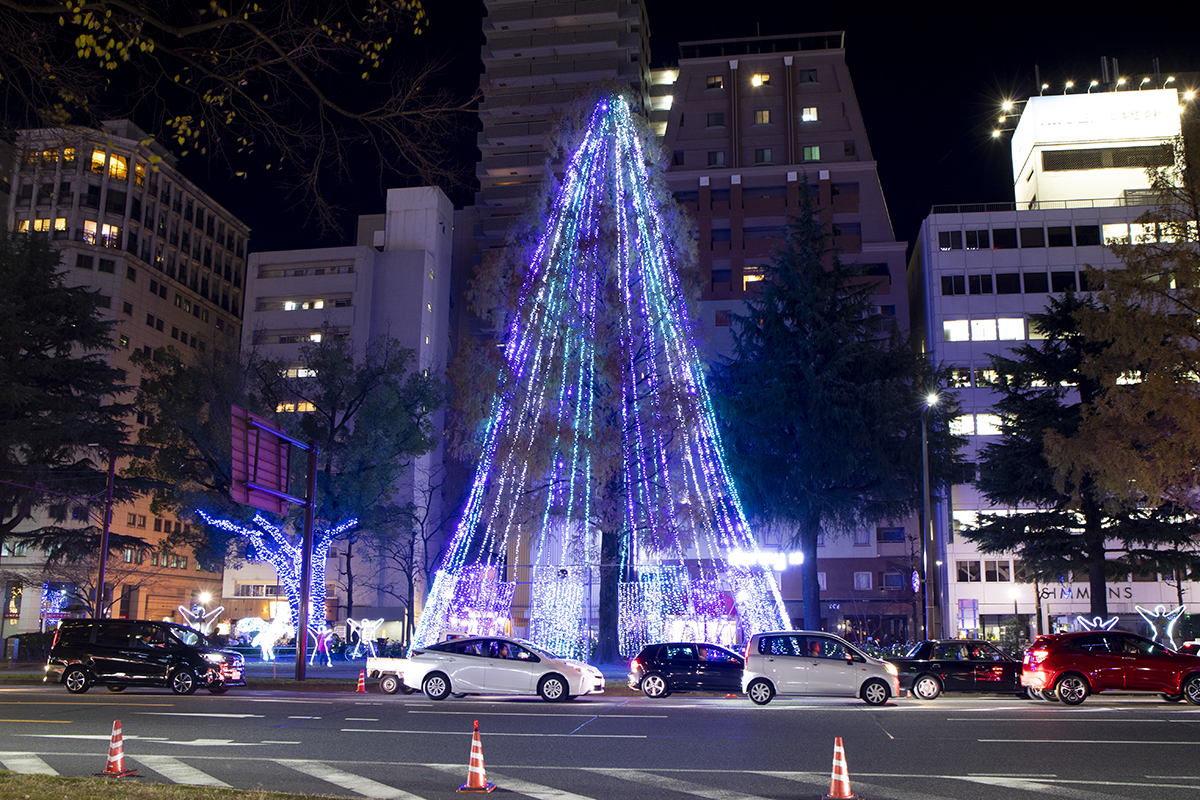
left=1076, top=615, right=1120, bottom=631
left=1136, top=604, right=1186, bottom=649
left=178, top=603, right=224, bottom=635
left=411, top=93, right=787, bottom=656
left=346, top=617, right=385, bottom=658
left=197, top=510, right=357, bottom=629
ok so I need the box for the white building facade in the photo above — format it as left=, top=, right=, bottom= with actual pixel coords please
left=909, top=88, right=1197, bottom=640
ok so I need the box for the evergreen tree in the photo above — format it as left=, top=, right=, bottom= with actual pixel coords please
left=0, top=232, right=133, bottom=554
left=711, top=188, right=963, bottom=631
left=968, top=295, right=1200, bottom=616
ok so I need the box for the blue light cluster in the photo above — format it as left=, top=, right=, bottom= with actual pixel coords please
left=411, top=94, right=787, bottom=656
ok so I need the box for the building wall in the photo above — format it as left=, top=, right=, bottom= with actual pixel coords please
left=1, top=121, right=247, bottom=634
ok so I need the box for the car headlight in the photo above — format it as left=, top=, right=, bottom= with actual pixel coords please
left=203, top=653, right=227, bottom=664
left=885, top=663, right=899, bottom=677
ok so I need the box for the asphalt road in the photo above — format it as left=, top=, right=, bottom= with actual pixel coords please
left=3, top=685, right=1200, bottom=799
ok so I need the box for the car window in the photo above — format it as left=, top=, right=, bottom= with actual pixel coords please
left=759, top=635, right=803, bottom=656
left=443, top=639, right=487, bottom=656
left=699, top=646, right=740, bottom=663
left=665, top=644, right=697, bottom=661
left=1112, top=635, right=1165, bottom=656
left=166, top=625, right=208, bottom=647
left=94, top=621, right=131, bottom=647
left=488, top=640, right=532, bottom=660
left=806, top=637, right=847, bottom=660
left=134, top=624, right=170, bottom=648
left=932, top=643, right=967, bottom=660
left=903, top=642, right=927, bottom=658
left=1069, top=634, right=1110, bottom=653
left=969, top=643, right=1004, bottom=661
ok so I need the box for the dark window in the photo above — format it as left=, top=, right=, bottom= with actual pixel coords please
left=715, top=309, right=732, bottom=327
left=1047, top=226, right=1073, bottom=247
left=1019, top=227, right=1045, bottom=248
left=82, top=185, right=101, bottom=209
left=957, top=561, right=982, bottom=582
left=1023, top=271, right=1049, bottom=293
left=75, top=254, right=94, bottom=270
left=105, top=190, right=126, bottom=215
left=125, top=266, right=137, bottom=282
left=1051, top=271, right=1078, bottom=292
left=844, top=141, right=856, bottom=157
left=877, top=527, right=905, bottom=543
left=673, top=150, right=684, bottom=166
left=941, top=275, right=966, bottom=295
left=969, top=275, right=993, bottom=295
left=1078, top=271, right=1092, bottom=292
left=965, top=229, right=990, bottom=250
left=98, top=259, right=115, bottom=274
left=798, top=68, right=818, bottom=83
left=938, top=230, right=963, bottom=251
left=706, top=112, right=725, bottom=128
left=1075, top=225, right=1101, bottom=246
left=122, top=301, right=132, bottom=315
left=992, top=228, right=1018, bottom=249
left=996, top=273, right=1021, bottom=294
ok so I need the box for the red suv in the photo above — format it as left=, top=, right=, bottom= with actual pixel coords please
left=1023, top=630, right=1200, bottom=705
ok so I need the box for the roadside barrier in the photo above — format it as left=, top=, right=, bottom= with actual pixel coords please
left=457, top=719, right=495, bottom=793
left=94, top=719, right=138, bottom=778
left=822, top=736, right=856, bottom=799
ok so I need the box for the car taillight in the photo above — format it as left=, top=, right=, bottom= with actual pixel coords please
left=51, top=628, right=61, bottom=649
left=630, top=659, right=640, bottom=672
left=1025, top=649, right=1047, bottom=670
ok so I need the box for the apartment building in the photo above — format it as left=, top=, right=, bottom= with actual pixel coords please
left=909, top=87, right=1196, bottom=639
left=1, top=120, right=249, bottom=634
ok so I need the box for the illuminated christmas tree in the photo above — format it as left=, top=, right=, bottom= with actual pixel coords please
left=416, top=94, right=787, bottom=660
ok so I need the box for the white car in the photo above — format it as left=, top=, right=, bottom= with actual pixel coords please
left=403, top=635, right=605, bottom=702
left=742, top=630, right=900, bottom=706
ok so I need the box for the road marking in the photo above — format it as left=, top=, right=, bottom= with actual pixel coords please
left=260, top=741, right=301, bottom=745
left=429, top=764, right=595, bottom=799
left=950, top=718, right=1163, bottom=722
left=980, top=738, right=1199, bottom=745
left=764, top=770, right=961, bottom=800
left=0, top=719, right=72, bottom=723
left=281, top=759, right=424, bottom=799
left=406, top=710, right=666, bottom=719
left=341, top=728, right=645, bottom=738
left=136, top=712, right=265, bottom=719
left=17, top=734, right=169, bottom=742
left=0, top=752, right=58, bottom=775
left=288, top=715, right=322, bottom=719
left=135, top=754, right=231, bottom=787
left=587, top=767, right=773, bottom=800
left=240, top=698, right=336, bottom=705
left=346, top=717, right=379, bottom=721
left=0, top=701, right=174, bottom=706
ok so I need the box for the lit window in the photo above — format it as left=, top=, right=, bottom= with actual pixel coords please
left=950, top=415, right=975, bottom=436
left=970, top=319, right=997, bottom=341
left=90, top=149, right=106, bottom=174
left=32, top=218, right=50, bottom=232
left=802, top=145, right=820, bottom=162
left=997, top=318, right=1025, bottom=340
left=975, top=414, right=1002, bottom=436
left=706, top=75, right=723, bottom=90
left=134, top=163, right=145, bottom=187
left=16, top=219, right=29, bottom=232
left=40, top=149, right=57, bottom=164
left=427, top=303, right=432, bottom=312
left=802, top=107, right=818, bottom=122
left=817, top=572, right=827, bottom=591
left=108, top=154, right=128, bottom=180
left=751, top=72, right=770, bottom=87
left=942, top=320, right=969, bottom=342
left=284, top=301, right=297, bottom=311
left=754, top=109, right=770, bottom=124
left=54, top=218, right=66, bottom=232
left=743, top=270, right=763, bottom=291
left=100, top=223, right=121, bottom=247
left=754, top=148, right=772, bottom=164
left=853, top=572, right=872, bottom=590
left=853, top=529, right=870, bottom=546
left=309, top=333, right=322, bottom=342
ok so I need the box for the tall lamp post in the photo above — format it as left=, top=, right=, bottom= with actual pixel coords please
left=93, top=451, right=117, bottom=619
left=920, top=392, right=939, bottom=639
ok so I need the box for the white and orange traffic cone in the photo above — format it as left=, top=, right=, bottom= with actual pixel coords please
left=457, top=718, right=495, bottom=793
left=823, top=736, right=856, bottom=800
left=356, top=670, right=367, bottom=693
left=94, top=719, right=138, bottom=778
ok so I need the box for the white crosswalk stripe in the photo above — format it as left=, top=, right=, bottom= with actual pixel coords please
left=134, top=754, right=231, bottom=787
left=0, top=752, right=57, bottom=775
left=429, top=763, right=597, bottom=800
left=585, top=767, right=774, bottom=800
left=280, top=759, right=425, bottom=800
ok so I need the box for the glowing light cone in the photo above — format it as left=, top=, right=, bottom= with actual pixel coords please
left=356, top=670, right=366, bottom=693
left=94, top=719, right=138, bottom=778
left=457, top=719, right=495, bottom=793
left=823, top=736, right=856, bottom=800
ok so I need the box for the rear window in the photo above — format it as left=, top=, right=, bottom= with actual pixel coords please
left=93, top=621, right=132, bottom=647
left=1064, top=634, right=1109, bottom=652
left=55, top=621, right=92, bottom=644
left=758, top=635, right=804, bottom=656
left=663, top=644, right=697, bottom=661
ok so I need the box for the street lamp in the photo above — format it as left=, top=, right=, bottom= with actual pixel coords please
left=90, top=447, right=117, bottom=619
left=920, top=392, right=939, bottom=639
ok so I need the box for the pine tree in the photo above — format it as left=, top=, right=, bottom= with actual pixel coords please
left=711, top=187, right=963, bottom=631
left=0, top=232, right=132, bottom=553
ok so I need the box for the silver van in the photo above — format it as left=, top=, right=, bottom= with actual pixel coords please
left=742, top=630, right=899, bottom=705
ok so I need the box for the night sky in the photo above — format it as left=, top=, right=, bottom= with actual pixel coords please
left=194, top=2, right=1199, bottom=256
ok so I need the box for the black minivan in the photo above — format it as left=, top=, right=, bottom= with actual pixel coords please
left=628, top=641, right=744, bottom=697
left=45, top=619, right=245, bottom=695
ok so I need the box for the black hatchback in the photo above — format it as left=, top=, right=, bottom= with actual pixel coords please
left=628, top=642, right=744, bottom=697
left=45, top=618, right=245, bottom=695
left=886, top=639, right=1024, bottom=700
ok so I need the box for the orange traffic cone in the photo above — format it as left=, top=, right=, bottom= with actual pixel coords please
left=356, top=670, right=367, bottom=693
left=94, top=719, right=138, bottom=778
left=457, top=719, right=495, bottom=793
left=823, top=736, right=856, bottom=800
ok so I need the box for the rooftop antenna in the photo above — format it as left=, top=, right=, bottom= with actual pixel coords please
left=1100, top=56, right=1109, bottom=86
left=1152, top=57, right=1161, bottom=86
left=1035, top=64, right=1041, bottom=94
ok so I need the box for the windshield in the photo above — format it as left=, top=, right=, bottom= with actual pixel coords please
left=164, top=624, right=217, bottom=648
left=515, top=639, right=562, bottom=660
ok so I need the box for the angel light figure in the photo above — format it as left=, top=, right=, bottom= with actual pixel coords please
left=308, top=622, right=334, bottom=667
left=1076, top=615, right=1120, bottom=632
left=346, top=617, right=385, bottom=658
left=178, top=602, right=224, bottom=635
left=1136, top=604, right=1186, bottom=649
left=252, top=613, right=293, bottom=661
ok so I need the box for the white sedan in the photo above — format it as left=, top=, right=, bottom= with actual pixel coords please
left=403, top=636, right=605, bottom=702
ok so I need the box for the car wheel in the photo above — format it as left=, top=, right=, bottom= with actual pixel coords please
left=1042, top=687, right=1060, bottom=702
left=1161, top=692, right=1184, bottom=703
left=912, top=674, right=942, bottom=700
left=538, top=674, right=568, bottom=702
left=1055, top=673, right=1089, bottom=705
left=423, top=672, right=451, bottom=701
left=379, top=675, right=400, bottom=694
left=747, top=678, right=774, bottom=705
left=171, top=668, right=199, bottom=695
left=1182, top=674, right=1200, bottom=705
left=452, top=692, right=468, bottom=698
left=208, top=683, right=229, bottom=695
left=64, top=668, right=91, bottom=694
left=641, top=673, right=669, bottom=699
left=1027, top=688, right=1042, bottom=700
left=106, top=685, right=126, bottom=693
left=861, top=678, right=890, bottom=706
left=400, top=684, right=416, bottom=695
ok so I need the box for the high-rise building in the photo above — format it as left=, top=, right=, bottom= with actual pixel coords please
left=909, top=87, right=1195, bottom=639
left=656, top=33, right=915, bottom=640
left=1, top=120, right=249, bottom=632
left=239, top=187, right=454, bottom=632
